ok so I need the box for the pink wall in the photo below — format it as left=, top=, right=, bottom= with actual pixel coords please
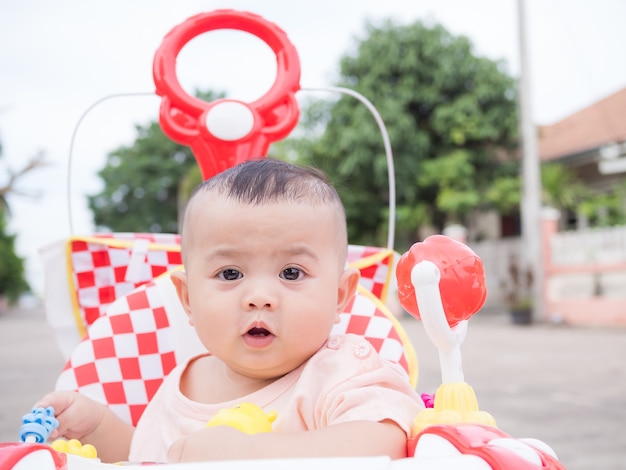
left=542, top=214, right=626, bottom=326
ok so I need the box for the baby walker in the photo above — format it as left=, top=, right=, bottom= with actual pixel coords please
left=1, top=9, right=565, bottom=470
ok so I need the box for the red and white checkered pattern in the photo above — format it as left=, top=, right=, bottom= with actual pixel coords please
left=42, top=234, right=402, bottom=360
left=332, top=286, right=416, bottom=385
left=347, top=246, right=399, bottom=302
left=64, top=238, right=393, bottom=338
left=68, top=233, right=182, bottom=330
left=56, top=272, right=417, bottom=426
left=56, top=281, right=178, bottom=426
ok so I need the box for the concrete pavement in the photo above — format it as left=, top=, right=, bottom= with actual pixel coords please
left=0, top=305, right=624, bottom=469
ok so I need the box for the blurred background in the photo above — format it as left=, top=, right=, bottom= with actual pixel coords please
left=1, top=0, right=625, bottom=303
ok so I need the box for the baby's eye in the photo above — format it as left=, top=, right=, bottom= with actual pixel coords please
left=281, top=267, right=304, bottom=281
left=219, top=269, right=242, bottom=281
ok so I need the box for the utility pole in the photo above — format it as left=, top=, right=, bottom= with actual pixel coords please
left=517, top=0, right=544, bottom=322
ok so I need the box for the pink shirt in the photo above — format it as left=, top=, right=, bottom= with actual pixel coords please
left=129, top=334, right=423, bottom=462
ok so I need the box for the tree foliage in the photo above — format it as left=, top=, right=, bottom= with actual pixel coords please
left=89, top=23, right=522, bottom=248
left=88, top=91, right=221, bottom=233
left=289, top=19, right=520, bottom=249
left=540, top=162, right=588, bottom=212
left=88, top=121, right=195, bottom=233
left=578, top=182, right=626, bottom=227
left=1, top=151, right=48, bottom=214
left=0, top=137, right=38, bottom=303
left=486, top=162, right=591, bottom=221
left=0, top=208, right=29, bottom=302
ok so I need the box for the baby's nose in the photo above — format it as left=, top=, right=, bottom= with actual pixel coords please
left=243, top=279, right=277, bottom=310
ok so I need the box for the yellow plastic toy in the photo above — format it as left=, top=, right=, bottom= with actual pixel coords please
left=413, top=382, right=496, bottom=433
left=206, top=402, right=277, bottom=434
left=50, top=438, right=98, bottom=459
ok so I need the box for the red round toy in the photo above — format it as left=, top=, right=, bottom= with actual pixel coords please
left=396, top=235, right=487, bottom=327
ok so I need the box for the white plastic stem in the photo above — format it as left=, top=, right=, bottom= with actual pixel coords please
left=410, top=260, right=467, bottom=383
left=67, top=91, right=156, bottom=235
left=300, top=86, right=396, bottom=251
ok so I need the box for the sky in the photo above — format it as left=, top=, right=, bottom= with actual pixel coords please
left=1, top=0, right=626, bottom=295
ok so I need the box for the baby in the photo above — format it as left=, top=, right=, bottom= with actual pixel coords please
left=37, top=158, right=423, bottom=463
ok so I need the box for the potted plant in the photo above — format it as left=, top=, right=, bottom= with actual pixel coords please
left=501, top=254, right=534, bottom=325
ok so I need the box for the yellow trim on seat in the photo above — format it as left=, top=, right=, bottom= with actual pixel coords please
left=64, top=236, right=182, bottom=339
left=65, top=239, right=87, bottom=339
left=356, top=285, right=418, bottom=389
left=348, top=249, right=396, bottom=302
left=72, top=236, right=181, bottom=252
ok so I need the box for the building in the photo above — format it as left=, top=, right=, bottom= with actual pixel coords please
left=537, top=87, right=626, bottom=326
left=538, top=86, right=626, bottom=226
left=472, top=87, right=626, bottom=326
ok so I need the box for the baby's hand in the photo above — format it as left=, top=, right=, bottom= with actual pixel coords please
left=36, top=391, right=105, bottom=441
left=168, top=426, right=254, bottom=462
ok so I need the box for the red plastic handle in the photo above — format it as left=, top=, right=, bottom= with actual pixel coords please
left=153, top=10, right=301, bottom=179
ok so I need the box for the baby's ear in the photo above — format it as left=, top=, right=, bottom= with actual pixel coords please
left=170, top=270, right=193, bottom=324
left=336, top=267, right=360, bottom=318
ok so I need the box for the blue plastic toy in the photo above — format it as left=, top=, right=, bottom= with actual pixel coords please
left=19, top=407, right=59, bottom=443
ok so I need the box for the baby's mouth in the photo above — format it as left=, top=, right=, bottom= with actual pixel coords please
left=247, top=327, right=271, bottom=337
left=243, top=326, right=275, bottom=348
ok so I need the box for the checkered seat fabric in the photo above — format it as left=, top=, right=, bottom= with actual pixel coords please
left=39, top=233, right=183, bottom=359
left=347, top=245, right=398, bottom=303
left=67, top=234, right=182, bottom=330
left=55, top=269, right=418, bottom=427
left=40, top=234, right=402, bottom=360
left=54, top=274, right=187, bottom=426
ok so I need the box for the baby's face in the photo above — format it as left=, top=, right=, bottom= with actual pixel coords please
left=179, top=191, right=354, bottom=381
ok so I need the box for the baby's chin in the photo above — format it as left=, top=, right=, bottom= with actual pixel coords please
left=232, top=355, right=312, bottom=382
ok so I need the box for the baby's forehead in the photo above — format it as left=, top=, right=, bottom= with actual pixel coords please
left=188, top=188, right=341, bottom=213
left=182, top=191, right=347, bottom=251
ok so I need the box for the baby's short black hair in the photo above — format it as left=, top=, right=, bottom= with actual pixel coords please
left=180, top=159, right=349, bottom=267
left=191, top=157, right=343, bottom=209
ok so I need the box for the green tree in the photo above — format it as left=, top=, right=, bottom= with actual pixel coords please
left=579, top=182, right=626, bottom=227
left=288, top=19, right=520, bottom=249
left=0, top=140, right=45, bottom=304
left=540, top=162, right=589, bottom=213
left=1, top=150, right=47, bottom=214
left=88, top=91, right=221, bottom=233
left=486, top=162, right=590, bottom=221
left=89, top=24, right=521, bottom=247
left=0, top=209, right=29, bottom=303
left=88, top=121, right=195, bottom=232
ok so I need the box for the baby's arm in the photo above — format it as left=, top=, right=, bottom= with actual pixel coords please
left=36, top=391, right=134, bottom=463
left=168, top=419, right=406, bottom=462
